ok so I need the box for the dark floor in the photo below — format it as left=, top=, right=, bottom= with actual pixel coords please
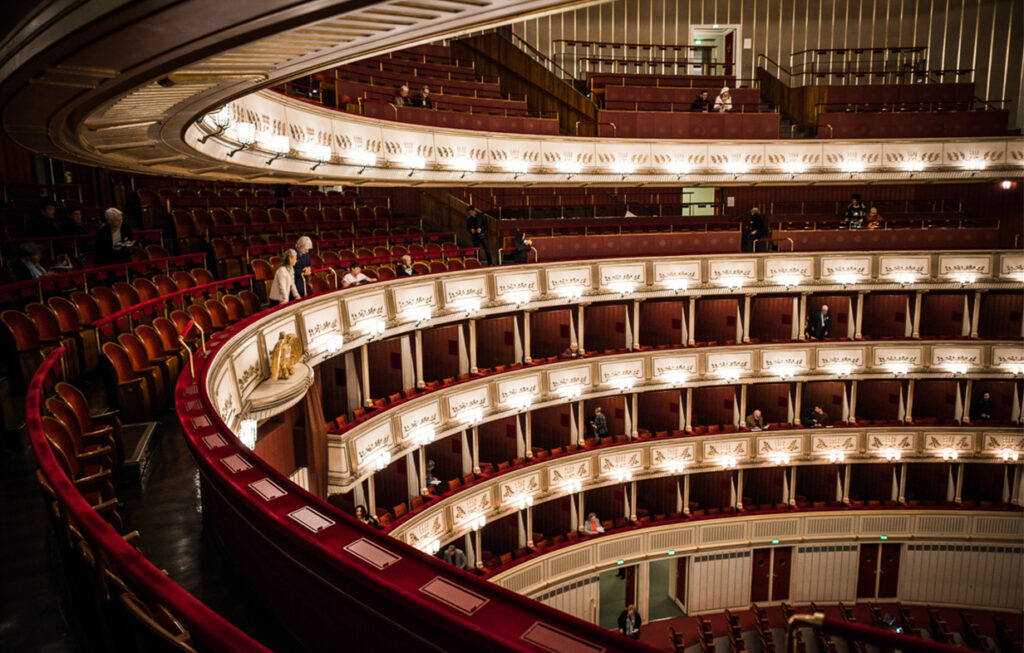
left=0, top=381, right=304, bottom=652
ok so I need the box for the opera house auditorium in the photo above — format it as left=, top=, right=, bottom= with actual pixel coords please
left=1, top=1, right=1022, bottom=651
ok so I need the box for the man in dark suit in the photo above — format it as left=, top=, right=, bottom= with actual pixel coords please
left=970, top=392, right=993, bottom=423
left=396, top=254, right=417, bottom=277
left=509, top=230, right=533, bottom=263
left=742, top=207, right=765, bottom=252
left=465, top=205, right=492, bottom=265
left=93, top=207, right=134, bottom=266
left=806, top=304, right=831, bottom=340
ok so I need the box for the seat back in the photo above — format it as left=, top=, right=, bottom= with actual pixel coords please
left=92, top=286, right=123, bottom=314
left=237, top=290, right=261, bottom=316
left=251, top=259, right=274, bottom=280
left=43, top=416, right=84, bottom=479
left=186, top=304, right=213, bottom=332
left=25, top=303, right=62, bottom=340
left=135, top=325, right=166, bottom=360
left=70, top=292, right=102, bottom=324
left=1, top=309, right=41, bottom=349
left=112, top=282, right=141, bottom=309
left=133, top=278, right=160, bottom=302
left=151, top=275, right=178, bottom=296
left=221, top=295, right=245, bottom=321
left=204, top=300, right=229, bottom=328
left=55, top=382, right=94, bottom=433
left=153, top=317, right=181, bottom=350
left=48, top=296, right=82, bottom=333
left=102, top=342, right=137, bottom=383
left=118, top=333, right=151, bottom=370
left=171, top=271, right=196, bottom=290
left=192, top=267, right=215, bottom=285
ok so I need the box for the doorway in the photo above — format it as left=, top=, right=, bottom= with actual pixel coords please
left=599, top=565, right=636, bottom=629
left=751, top=547, right=793, bottom=603
left=689, top=24, right=742, bottom=80
left=856, top=543, right=902, bottom=599
left=648, top=557, right=687, bottom=621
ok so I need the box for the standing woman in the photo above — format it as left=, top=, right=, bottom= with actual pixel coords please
left=294, top=236, right=313, bottom=296
left=268, top=249, right=301, bottom=306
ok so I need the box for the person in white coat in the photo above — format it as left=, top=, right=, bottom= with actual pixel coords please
left=268, top=249, right=301, bottom=306
left=714, top=86, right=733, bottom=112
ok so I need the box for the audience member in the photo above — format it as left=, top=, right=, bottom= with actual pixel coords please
left=842, top=194, right=867, bottom=229
left=690, top=89, right=712, bottom=112
left=800, top=404, right=832, bottom=428
left=618, top=605, right=642, bottom=640
left=865, top=206, right=882, bottom=229
left=413, top=85, right=433, bottom=108
left=742, top=207, right=765, bottom=252
left=465, top=204, right=493, bottom=265
left=509, top=230, right=533, bottom=263
left=584, top=512, right=605, bottom=535
left=268, top=249, right=301, bottom=306
left=30, top=199, right=62, bottom=238
left=93, top=207, right=134, bottom=266
left=396, top=254, right=417, bottom=277
left=426, top=460, right=449, bottom=494
left=970, top=391, right=993, bottom=423
left=10, top=243, right=51, bottom=281
left=559, top=342, right=583, bottom=359
left=806, top=304, right=831, bottom=340
left=443, top=544, right=468, bottom=570
left=745, top=409, right=767, bottom=431
left=589, top=406, right=607, bottom=439
left=342, top=262, right=373, bottom=287
left=354, top=505, right=381, bottom=529
left=59, top=206, right=89, bottom=236
left=393, top=84, right=410, bottom=106
left=294, top=236, right=313, bottom=296
left=713, top=86, right=733, bottom=112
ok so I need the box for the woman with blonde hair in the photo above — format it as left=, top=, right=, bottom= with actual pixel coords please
left=268, top=249, right=301, bottom=306
left=714, top=86, right=733, bottom=112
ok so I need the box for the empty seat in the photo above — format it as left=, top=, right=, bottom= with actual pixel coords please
left=101, top=342, right=156, bottom=421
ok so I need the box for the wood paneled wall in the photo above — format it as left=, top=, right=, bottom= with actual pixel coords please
left=857, top=380, right=903, bottom=422
left=861, top=293, right=909, bottom=338
left=899, top=543, right=1024, bottom=609
left=477, top=315, right=518, bottom=369
left=692, top=385, right=736, bottom=426
left=912, top=380, right=959, bottom=421
left=366, top=336, right=404, bottom=400
left=531, top=308, right=573, bottom=358
left=694, top=297, right=739, bottom=343
left=509, top=0, right=1023, bottom=129
left=979, top=292, right=1023, bottom=339
left=584, top=303, right=628, bottom=352
left=421, top=324, right=461, bottom=383
left=746, top=382, right=791, bottom=422
left=750, top=296, right=794, bottom=341
left=640, top=300, right=685, bottom=346
left=790, top=545, right=860, bottom=602
left=637, top=389, right=682, bottom=432
left=919, top=293, right=967, bottom=338
left=794, top=464, right=841, bottom=504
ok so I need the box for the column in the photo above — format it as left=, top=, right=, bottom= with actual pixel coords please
left=970, top=290, right=982, bottom=338
left=578, top=492, right=586, bottom=531
left=789, top=466, right=798, bottom=507
left=406, top=452, right=419, bottom=500
left=457, top=323, right=469, bottom=376
left=630, top=393, right=639, bottom=438
left=577, top=401, right=586, bottom=446
left=577, top=304, right=586, bottom=351
left=524, top=410, right=533, bottom=459
left=516, top=413, right=526, bottom=458
left=847, top=295, right=857, bottom=338
left=472, top=426, right=480, bottom=474
left=464, top=533, right=476, bottom=569
left=962, top=380, right=973, bottom=423
left=685, top=388, right=693, bottom=432
left=682, top=474, right=691, bottom=514
left=898, top=463, right=907, bottom=503
left=367, top=474, right=377, bottom=516
left=360, top=344, right=372, bottom=407
left=790, top=296, right=801, bottom=340
left=461, top=431, right=472, bottom=476
left=636, top=561, right=651, bottom=623
left=414, top=330, right=425, bottom=388
left=849, top=380, right=858, bottom=424
left=854, top=291, right=866, bottom=339
left=418, top=447, right=427, bottom=496
left=911, top=291, right=923, bottom=338
left=798, top=294, right=808, bottom=341
left=523, top=311, right=532, bottom=363
left=742, top=294, right=752, bottom=343
left=475, top=530, right=483, bottom=569
left=468, top=318, right=478, bottom=373
left=954, top=463, right=964, bottom=504
left=735, top=470, right=744, bottom=510
left=400, top=335, right=415, bottom=390
left=680, top=301, right=689, bottom=346
left=526, top=507, right=534, bottom=547
left=905, top=379, right=915, bottom=423
left=793, top=381, right=803, bottom=424
left=629, top=481, right=637, bottom=521
left=687, top=297, right=696, bottom=345
left=739, top=384, right=748, bottom=429
left=842, top=464, right=851, bottom=504
left=632, top=299, right=641, bottom=349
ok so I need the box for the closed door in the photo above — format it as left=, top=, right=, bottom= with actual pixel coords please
left=750, top=548, right=772, bottom=602
left=856, top=544, right=879, bottom=598
left=675, top=557, right=688, bottom=606
left=878, top=543, right=901, bottom=597
left=771, top=547, right=792, bottom=601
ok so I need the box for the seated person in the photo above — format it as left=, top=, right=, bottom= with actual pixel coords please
left=583, top=512, right=605, bottom=535
left=443, top=544, right=468, bottom=570
left=342, top=263, right=373, bottom=287
left=842, top=194, right=867, bottom=229
left=865, top=206, right=882, bottom=229
left=10, top=242, right=58, bottom=281
left=396, top=254, right=417, bottom=277
left=713, top=86, right=733, bottom=112
left=59, top=206, right=89, bottom=236
left=745, top=409, right=767, bottom=431
left=970, top=392, right=993, bottom=423
left=393, top=84, right=411, bottom=106
left=425, top=460, right=449, bottom=494
left=509, top=230, right=533, bottom=263
left=559, top=342, right=584, bottom=359
left=94, top=207, right=134, bottom=266
left=353, top=505, right=381, bottom=529
left=413, top=85, right=433, bottom=108
left=691, top=89, right=712, bottom=112
left=800, top=404, right=832, bottom=428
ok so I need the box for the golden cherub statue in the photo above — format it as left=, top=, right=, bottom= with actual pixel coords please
left=269, top=331, right=303, bottom=381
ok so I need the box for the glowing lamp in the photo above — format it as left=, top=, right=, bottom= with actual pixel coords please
left=238, top=419, right=258, bottom=450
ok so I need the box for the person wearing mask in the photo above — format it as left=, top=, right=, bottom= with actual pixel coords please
left=31, top=199, right=62, bottom=238
left=393, top=84, right=411, bottom=106
left=396, top=254, right=417, bottom=277
left=713, top=86, right=733, bottom=112
left=353, top=505, right=380, bottom=529
left=94, top=207, right=135, bottom=266
left=745, top=409, right=767, bottom=431
left=413, top=85, right=433, bottom=108
left=970, top=391, right=993, bottom=423
left=842, top=194, right=867, bottom=229
left=559, top=342, right=584, bottom=359
left=806, top=304, right=831, bottom=340
left=743, top=207, right=766, bottom=252
left=443, top=544, right=468, bottom=570
left=509, top=230, right=533, bottom=263
left=268, top=249, right=301, bottom=306
left=584, top=512, right=605, bottom=535
left=342, top=262, right=373, bottom=287
left=293, top=236, right=313, bottom=296
left=465, top=204, right=493, bottom=265
left=618, top=605, right=642, bottom=640
left=691, top=89, right=712, bottom=112
left=589, top=406, right=608, bottom=440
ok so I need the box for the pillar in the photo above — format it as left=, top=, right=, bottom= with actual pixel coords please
left=911, top=291, right=923, bottom=338
left=742, top=294, right=752, bottom=343
left=793, top=381, right=803, bottom=424
left=854, top=291, right=865, bottom=339
left=898, top=463, right=907, bottom=503
left=687, top=296, right=696, bottom=345
left=577, top=304, right=585, bottom=351
left=629, top=481, right=637, bottom=521
left=905, top=379, right=915, bottom=423
left=791, top=296, right=801, bottom=340
left=418, top=447, right=428, bottom=496
left=524, top=410, right=533, bottom=458
left=739, top=384, right=747, bottom=429
left=577, top=401, right=586, bottom=446
left=632, top=299, right=641, bottom=349
left=682, top=474, right=691, bottom=514
left=849, top=380, right=858, bottom=424
left=798, top=294, right=808, bottom=341
left=680, top=301, right=689, bottom=346
left=461, top=431, right=472, bottom=476
left=468, top=318, right=478, bottom=373
left=962, top=380, right=973, bottom=423
left=367, top=474, right=377, bottom=516
left=954, top=463, right=964, bottom=504
left=523, top=311, right=532, bottom=363
left=630, top=393, right=638, bottom=438
left=684, top=388, right=693, bottom=432
left=414, top=330, right=425, bottom=388
left=472, top=426, right=480, bottom=474
left=789, top=466, right=798, bottom=507
left=842, top=464, right=851, bottom=504
left=735, top=470, right=743, bottom=510
left=970, top=290, right=982, bottom=338
left=360, top=344, right=372, bottom=407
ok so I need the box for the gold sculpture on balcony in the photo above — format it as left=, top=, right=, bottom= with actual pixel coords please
left=269, top=332, right=303, bottom=381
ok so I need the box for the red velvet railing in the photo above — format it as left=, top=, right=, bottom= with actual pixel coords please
left=800, top=615, right=969, bottom=653
left=26, top=348, right=269, bottom=653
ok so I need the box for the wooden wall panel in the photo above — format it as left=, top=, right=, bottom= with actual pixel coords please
left=424, top=435, right=464, bottom=485
left=478, top=415, right=518, bottom=463
left=583, top=395, right=626, bottom=437
left=919, top=293, right=967, bottom=338
left=802, top=380, right=846, bottom=423
left=806, top=294, right=851, bottom=337
left=694, top=297, right=739, bottom=344
left=637, top=389, right=681, bottom=433
left=584, top=483, right=626, bottom=521
left=970, top=380, right=1019, bottom=423
left=689, top=469, right=734, bottom=511
left=640, top=300, right=685, bottom=347
left=255, top=405, right=299, bottom=477
left=692, top=385, right=736, bottom=427
left=904, top=462, right=952, bottom=503
left=899, top=544, right=1024, bottom=610
left=790, top=544, right=859, bottom=603
left=911, top=380, right=958, bottom=422
left=375, top=456, right=411, bottom=511
left=750, top=296, right=794, bottom=341
left=532, top=403, right=573, bottom=450
left=856, top=380, right=902, bottom=422
left=531, top=308, right=573, bottom=359
left=482, top=512, right=519, bottom=557
left=421, top=324, right=460, bottom=383
left=960, top=462, right=1008, bottom=503
left=742, top=467, right=785, bottom=507
left=978, top=292, right=1023, bottom=339
left=794, top=464, right=841, bottom=505
left=584, top=303, right=628, bottom=352
left=636, top=476, right=680, bottom=517
left=745, top=382, right=791, bottom=423
left=477, top=315, right=517, bottom=369
left=849, top=461, right=896, bottom=503
left=861, top=293, right=909, bottom=339
left=532, top=495, right=573, bottom=539
left=366, top=336, right=404, bottom=400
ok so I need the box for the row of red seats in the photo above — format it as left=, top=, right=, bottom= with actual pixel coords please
left=362, top=100, right=560, bottom=135
left=598, top=109, right=780, bottom=138
left=820, top=109, right=1008, bottom=138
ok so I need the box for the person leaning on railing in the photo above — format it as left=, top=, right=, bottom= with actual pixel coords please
left=268, top=249, right=300, bottom=306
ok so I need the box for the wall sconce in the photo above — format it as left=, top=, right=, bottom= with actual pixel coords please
left=355, top=317, right=386, bottom=339
left=1003, top=363, right=1024, bottom=376
left=720, top=275, right=745, bottom=291
left=962, top=158, right=986, bottom=173
left=665, top=278, right=690, bottom=294
left=830, top=364, right=853, bottom=377
left=470, top=514, right=487, bottom=531
left=558, top=285, right=585, bottom=301
left=227, top=121, right=256, bottom=157
left=666, top=161, right=691, bottom=179
left=771, top=452, right=791, bottom=466
left=611, top=161, right=634, bottom=180
left=941, top=449, right=958, bottom=461
left=505, top=290, right=531, bottom=307
left=398, top=153, right=426, bottom=177
left=451, top=157, right=477, bottom=178
left=265, top=134, right=290, bottom=165
left=515, top=494, right=534, bottom=510
left=720, top=455, right=738, bottom=469
left=458, top=407, right=483, bottom=425
left=564, top=479, right=582, bottom=494
left=774, top=274, right=802, bottom=288
left=901, top=160, right=926, bottom=174
left=882, top=448, right=902, bottom=461
left=420, top=538, right=441, bottom=554
left=405, top=305, right=432, bottom=325
left=717, top=368, right=743, bottom=382
left=349, top=150, right=377, bottom=174
left=238, top=418, right=258, bottom=450
left=841, top=160, right=865, bottom=177
left=559, top=160, right=582, bottom=179
left=663, top=371, right=690, bottom=386
left=412, top=426, right=436, bottom=446
left=666, top=460, right=686, bottom=474
left=886, top=362, right=910, bottom=376
left=782, top=161, right=806, bottom=177
left=456, top=297, right=482, bottom=315
left=770, top=364, right=798, bottom=379
left=999, top=449, right=1020, bottom=462
left=505, top=160, right=529, bottom=179
left=612, top=377, right=636, bottom=392
left=612, top=468, right=633, bottom=482
left=892, top=272, right=918, bottom=286
left=325, top=334, right=344, bottom=354
left=308, top=143, right=332, bottom=171
left=944, top=362, right=970, bottom=376
left=372, top=450, right=392, bottom=471
left=831, top=272, right=859, bottom=287
left=508, top=393, right=533, bottom=412
left=724, top=161, right=748, bottom=178
left=199, top=105, right=232, bottom=144
left=558, top=384, right=584, bottom=400
left=827, top=450, right=846, bottom=463
left=609, top=281, right=636, bottom=296
left=951, top=272, right=977, bottom=286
